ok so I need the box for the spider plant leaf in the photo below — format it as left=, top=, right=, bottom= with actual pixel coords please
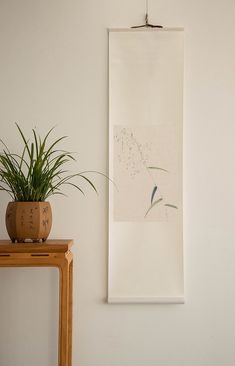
left=45, top=174, right=77, bottom=196
left=15, top=123, right=31, bottom=156
left=79, top=170, right=118, bottom=191
left=19, top=145, right=28, bottom=171
left=164, top=204, right=178, bottom=209
left=0, top=139, right=12, bottom=155
left=42, top=136, right=68, bottom=165
left=32, top=128, right=39, bottom=158
left=147, top=166, right=169, bottom=173
left=45, top=191, right=67, bottom=199
left=150, top=185, right=157, bottom=205
left=0, top=125, right=103, bottom=201
left=63, top=182, right=85, bottom=195
left=145, top=198, right=163, bottom=218
left=0, top=186, right=14, bottom=194
left=28, top=142, right=34, bottom=178
left=77, top=174, right=98, bottom=194
left=39, top=126, right=55, bottom=154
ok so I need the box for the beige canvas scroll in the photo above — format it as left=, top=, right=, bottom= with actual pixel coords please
left=108, top=28, right=184, bottom=303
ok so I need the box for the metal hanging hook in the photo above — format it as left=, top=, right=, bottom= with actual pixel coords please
left=131, top=0, right=163, bottom=29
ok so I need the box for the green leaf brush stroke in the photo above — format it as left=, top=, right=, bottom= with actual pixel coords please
left=150, top=185, right=158, bottom=205
left=164, top=204, right=178, bottom=209
left=145, top=198, right=163, bottom=217
left=147, top=166, right=169, bottom=173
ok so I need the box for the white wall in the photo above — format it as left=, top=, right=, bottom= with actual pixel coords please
left=0, top=0, right=235, bottom=365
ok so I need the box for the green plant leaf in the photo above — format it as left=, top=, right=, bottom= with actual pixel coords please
left=79, top=170, right=118, bottom=191
left=0, top=125, right=107, bottom=201
left=15, top=124, right=31, bottom=156
left=63, top=182, right=85, bottom=196
left=77, top=174, right=98, bottom=194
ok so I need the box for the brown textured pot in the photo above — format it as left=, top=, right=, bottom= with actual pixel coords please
left=5, top=201, right=52, bottom=243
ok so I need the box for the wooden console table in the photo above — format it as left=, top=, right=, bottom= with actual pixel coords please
left=0, top=239, right=73, bottom=366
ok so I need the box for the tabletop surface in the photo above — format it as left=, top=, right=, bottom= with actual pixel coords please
left=0, top=239, right=73, bottom=253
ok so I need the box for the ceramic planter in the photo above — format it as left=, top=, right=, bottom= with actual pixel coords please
left=5, top=201, right=52, bottom=243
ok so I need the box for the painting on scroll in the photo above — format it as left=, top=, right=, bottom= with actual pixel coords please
left=108, top=29, right=184, bottom=303
left=113, top=124, right=181, bottom=222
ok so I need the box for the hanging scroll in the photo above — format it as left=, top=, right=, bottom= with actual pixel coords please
left=108, top=28, right=184, bottom=303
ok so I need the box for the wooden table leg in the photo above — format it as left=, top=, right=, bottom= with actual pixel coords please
left=59, top=252, right=73, bottom=366
left=68, top=259, right=73, bottom=366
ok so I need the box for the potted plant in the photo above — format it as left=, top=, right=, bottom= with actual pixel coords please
left=0, top=124, right=98, bottom=242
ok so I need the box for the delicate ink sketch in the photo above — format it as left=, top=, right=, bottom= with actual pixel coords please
left=113, top=125, right=181, bottom=221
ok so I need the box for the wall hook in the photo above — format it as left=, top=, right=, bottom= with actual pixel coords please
left=131, top=1, right=163, bottom=29
left=132, top=13, right=163, bottom=29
